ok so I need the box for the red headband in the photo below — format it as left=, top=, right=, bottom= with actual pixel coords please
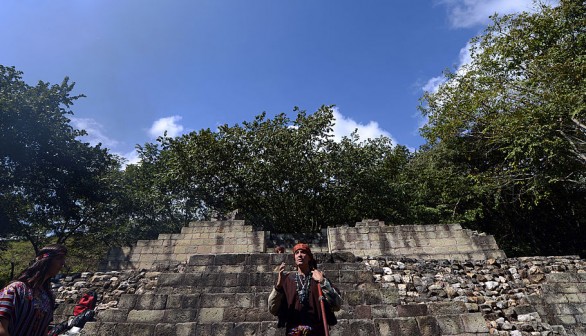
left=36, top=251, right=66, bottom=261
left=293, top=243, right=312, bottom=255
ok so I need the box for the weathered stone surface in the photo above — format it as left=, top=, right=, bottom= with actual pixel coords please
left=416, top=316, right=441, bottom=336
left=197, top=308, right=225, bottom=323
left=126, top=309, right=165, bottom=323
left=57, top=221, right=586, bottom=336
left=397, top=304, right=428, bottom=317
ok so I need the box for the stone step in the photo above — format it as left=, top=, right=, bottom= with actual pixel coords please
left=83, top=313, right=490, bottom=336
left=186, top=253, right=364, bottom=268
left=156, top=269, right=374, bottom=287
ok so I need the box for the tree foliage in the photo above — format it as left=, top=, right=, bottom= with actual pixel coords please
left=418, top=0, right=586, bottom=255
left=155, top=106, right=411, bottom=232
left=0, top=65, right=120, bottom=252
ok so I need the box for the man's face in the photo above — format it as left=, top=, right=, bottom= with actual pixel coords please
left=294, top=249, right=310, bottom=267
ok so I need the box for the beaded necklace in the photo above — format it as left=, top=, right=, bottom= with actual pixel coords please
left=295, top=272, right=312, bottom=305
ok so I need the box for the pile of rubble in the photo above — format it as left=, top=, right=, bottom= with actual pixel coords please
left=365, top=255, right=586, bottom=335
left=52, top=255, right=585, bottom=335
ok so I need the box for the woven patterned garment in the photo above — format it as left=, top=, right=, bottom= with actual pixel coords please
left=0, top=281, right=53, bottom=336
left=287, top=325, right=315, bottom=336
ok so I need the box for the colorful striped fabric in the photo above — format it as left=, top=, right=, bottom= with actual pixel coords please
left=0, top=281, right=53, bottom=336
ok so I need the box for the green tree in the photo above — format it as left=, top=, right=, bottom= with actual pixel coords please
left=419, top=0, right=586, bottom=255
left=0, top=65, right=120, bottom=252
left=116, top=142, right=199, bottom=242
left=160, top=106, right=411, bottom=232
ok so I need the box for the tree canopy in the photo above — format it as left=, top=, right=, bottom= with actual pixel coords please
left=418, top=0, right=585, bottom=255
left=1, top=1, right=584, bottom=263
left=153, top=106, right=411, bottom=232
left=0, top=65, right=120, bottom=252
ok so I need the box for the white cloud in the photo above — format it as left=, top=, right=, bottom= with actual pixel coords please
left=70, top=117, right=119, bottom=148
left=148, top=115, right=185, bottom=138
left=422, top=76, right=447, bottom=94
left=439, top=0, right=538, bottom=28
left=422, top=42, right=473, bottom=94
left=330, top=107, right=395, bottom=144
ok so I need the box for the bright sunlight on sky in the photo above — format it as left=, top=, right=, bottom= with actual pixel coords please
left=0, top=0, right=547, bottom=163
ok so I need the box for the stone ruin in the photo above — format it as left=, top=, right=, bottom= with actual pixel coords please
left=51, top=220, right=586, bottom=335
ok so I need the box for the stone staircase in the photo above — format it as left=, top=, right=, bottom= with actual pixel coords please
left=101, top=220, right=507, bottom=272
left=81, top=252, right=491, bottom=335
left=524, top=272, right=586, bottom=336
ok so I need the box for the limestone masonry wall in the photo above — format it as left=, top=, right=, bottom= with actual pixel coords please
left=62, top=220, right=584, bottom=335
left=100, top=220, right=265, bottom=271
left=53, top=255, right=586, bottom=336
left=102, top=220, right=506, bottom=272
left=328, top=220, right=506, bottom=261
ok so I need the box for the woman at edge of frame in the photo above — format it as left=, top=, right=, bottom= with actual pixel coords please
left=0, top=244, right=68, bottom=336
left=268, top=243, right=342, bottom=336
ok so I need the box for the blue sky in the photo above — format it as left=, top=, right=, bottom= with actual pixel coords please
left=0, top=0, right=543, bottom=163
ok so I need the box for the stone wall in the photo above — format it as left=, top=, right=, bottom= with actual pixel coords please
left=266, top=230, right=329, bottom=253
left=328, top=220, right=506, bottom=260
left=53, top=255, right=586, bottom=336
left=103, top=220, right=505, bottom=272
left=100, top=220, right=265, bottom=271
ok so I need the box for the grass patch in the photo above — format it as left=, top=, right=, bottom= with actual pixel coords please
left=0, top=237, right=112, bottom=288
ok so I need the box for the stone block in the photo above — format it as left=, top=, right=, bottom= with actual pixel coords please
left=250, top=272, right=273, bottom=286
left=329, top=319, right=349, bottom=336
left=356, top=271, right=374, bottom=283
left=260, top=321, right=279, bottom=336
left=435, top=315, right=463, bottom=335
left=554, top=303, right=581, bottom=315
left=97, top=323, right=132, bottom=336
left=416, top=316, right=441, bottom=336
left=556, top=314, right=577, bottom=325
left=249, top=253, right=270, bottom=265
left=201, top=293, right=238, bottom=307
left=547, top=273, right=579, bottom=283
left=153, top=323, right=176, bottom=336
left=513, top=305, right=537, bottom=316
left=397, top=304, right=428, bottom=317
left=199, top=273, right=221, bottom=287
left=223, top=307, right=247, bottom=322
left=253, top=293, right=269, bottom=309
left=344, top=291, right=364, bottom=305
left=233, top=322, right=262, bottom=335
left=270, top=253, right=292, bottom=265
left=566, top=293, right=584, bottom=303
left=198, top=308, right=225, bottom=323
left=163, top=309, right=197, bottom=323
left=339, top=270, right=358, bottom=283
left=222, top=273, right=240, bottom=287
left=371, top=305, right=398, bottom=318
left=427, top=302, right=467, bottom=315
left=375, top=317, right=421, bottom=336
left=118, top=294, right=138, bottom=309
left=182, top=273, right=202, bottom=286
left=135, top=294, right=167, bottom=310
left=211, top=322, right=235, bottom=335
left=97, top=308, right=129, bottom=322
left=126, top=309, right=165, bottom=323
left=245, top=307, right=274, bottom=322
left=348, top=319, right=376, bottom=336
left=79, top=322, right=99, bottom=335
left=175, top=323, right=197, bottom=336
left=460, top=313, right=489, bottom=333
left=363, top=290, right=383, bottom=305
left=380, top=288, right=399, bottom=305
left=215, top=254, right=248, bottom=265
left=354, top=305, right=372, bottom=319
left=189, top=255, right=215, bottom=266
